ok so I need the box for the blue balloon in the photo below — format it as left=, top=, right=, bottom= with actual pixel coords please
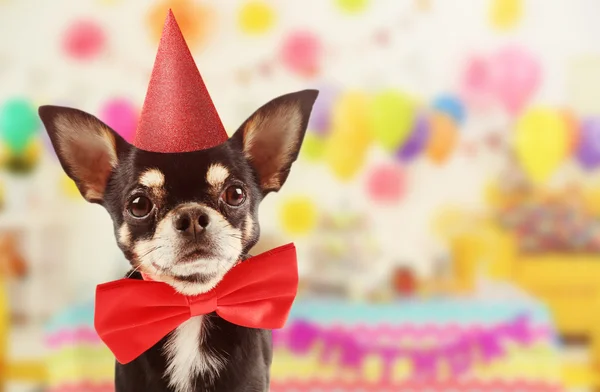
left=432, top=94, right=466, bottom=125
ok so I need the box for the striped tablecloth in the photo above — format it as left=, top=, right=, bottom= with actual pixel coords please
left=44, top=293, right=564, bottom=392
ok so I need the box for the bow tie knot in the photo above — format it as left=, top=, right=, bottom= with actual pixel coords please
left=188, top=291, right=217, bottom=316
left=94, top=243, right=298, bottom=364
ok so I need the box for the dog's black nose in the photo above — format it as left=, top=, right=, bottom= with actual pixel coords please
left=173, top=206, right=210, bottom=236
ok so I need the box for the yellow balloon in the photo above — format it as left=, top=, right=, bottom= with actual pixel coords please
left=369, top=90, right=416, bottom=152
left=23, top=138, right=42, bottom=163
left=238, top=1, right=276, bottom=35
left=490, top=0, right=522, bottom=30
left=324, top=129, right=368, bottom=181
left=331, top=91, right=372, bottom=145
left=279, top=196, right=318, bottom=236
left=61, top=174, right=82, bottom=200
left=515, top=108, right=569, bottom=184
left=336, top=0, right=369, bottom=13
left=323, top=91, right=372, bottom=181
left=301, top=133, right=326, bottom=162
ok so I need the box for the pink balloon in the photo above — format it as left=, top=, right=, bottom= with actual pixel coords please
left=366, top=163, right=406, bottom=204
left=280, top=30, right=322, bottom=77
left=62, top=19, right=106, bottom=61
left=99, top=98, right=139, bottom=143
left=490, top=46, right=541, bottom=115
left=459, top=55, right=494, bottom=110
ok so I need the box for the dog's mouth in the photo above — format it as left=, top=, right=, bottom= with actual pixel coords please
left=178, top=247, right=213, bottom=264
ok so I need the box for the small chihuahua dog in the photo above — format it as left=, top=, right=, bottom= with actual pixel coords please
left=39, top=89, right=318, bottom=392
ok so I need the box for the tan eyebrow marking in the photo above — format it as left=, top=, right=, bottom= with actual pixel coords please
left=206, top=164, right=230, bottom=189
left=139, top=169, right=165, bottom=188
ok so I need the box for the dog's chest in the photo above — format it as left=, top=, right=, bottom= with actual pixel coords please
left=163, top=316, right=225, bottom=392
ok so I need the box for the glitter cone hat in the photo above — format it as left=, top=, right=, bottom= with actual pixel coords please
left=133, top=10, right=228, bottom=153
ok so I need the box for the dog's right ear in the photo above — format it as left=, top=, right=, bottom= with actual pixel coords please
left=38, top=105, right=130, bottom=204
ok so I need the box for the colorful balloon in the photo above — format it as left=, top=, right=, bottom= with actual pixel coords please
left=576, top=118, right=600, bottom=170
left=280, top=30, right=322, bottom=77
left=4, top=137, right=42, bottom=175
left=62, top=19, right=106, bottom=61
left=308, top=84, right=339, bottom=135
left=515, top=108, right=569, bottom=183
left=279, top=196, right=318, bottom=236
left=99, top=98, right=139, bottom=143
left=325, top=92, right=371, bottom=180
left=370, top=90, right=416, bottom=152
left=300, top=133, right=326, bottom=162
left=490, top=46, right=541, bottom=115
left=61, top=173, right=82, bottom=200
left=490, top=0, right=523, bottom=30
left=0, top=98, right=39, bottom=154
left=325, top=129, right=368, bottom=181
left=563, top=110, right=581, bottom=153
left=0, top=142, right=8, bottom=167
left=426, top=113, right=458, bottom=164
left=148, top=0, right=214, bottom=48
left=432, top=94, right=466, bottom=125
left=396, top=114, right=429, bottom=162
left=459, top=56, right=494, bottom=110
left=336, top=0, right=369, bottom=13
left=238, top=1, right=276, bottom=35
left=366, top=163, right=406, bottom=204
left=331, top=91, right=372, bottom=144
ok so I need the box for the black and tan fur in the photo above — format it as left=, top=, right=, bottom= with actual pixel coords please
left=38, top=90, right=318, bottom=392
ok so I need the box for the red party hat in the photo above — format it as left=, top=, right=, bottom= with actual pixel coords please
left=134, top=10, right=228, bottom=153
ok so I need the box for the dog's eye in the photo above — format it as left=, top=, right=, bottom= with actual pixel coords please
left=128, top=196, right=154, bottom=218
left=221, top=185, right=246, bottom=207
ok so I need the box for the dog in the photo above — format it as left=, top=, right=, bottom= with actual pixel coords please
left=38, top=89, right=318, bottom=392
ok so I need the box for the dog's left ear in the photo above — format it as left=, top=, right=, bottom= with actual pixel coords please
left=231, top=89, right=318, bottom=195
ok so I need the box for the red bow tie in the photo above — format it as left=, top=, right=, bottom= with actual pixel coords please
left=94, top=243, right=298, bottom=364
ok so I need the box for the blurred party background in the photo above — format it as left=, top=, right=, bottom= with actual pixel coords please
left=2, top=0, right=600, bottom=391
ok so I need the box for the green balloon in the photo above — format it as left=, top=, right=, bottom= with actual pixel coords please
left=370, top=90, right=416, bottom=152
left=0, top=98, right=39, bottom=154
left=301, top=133, right=326, bottom=162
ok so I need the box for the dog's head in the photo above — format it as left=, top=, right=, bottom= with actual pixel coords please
left=39, top=90, right=318, bottom=295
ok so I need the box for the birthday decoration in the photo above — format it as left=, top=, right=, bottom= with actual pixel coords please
left=308, top=84, right=339, bottom=135
left=280, top=30, right=322, bottom=77
left=426, top=113, right=458, bottom=164
left=489, top=0, right=523, bottom=30
left=238, top=1, right=276, bottom=35
left=370, top=90, right=416, bottom=152
left=279, top=196, right=318, bottom=236
left=300, top=133, right=326, bottom=162
left=563, top=110, right=581, bottom=154
left=98, top=98, right=139, bottom=143
left=433, top=94, right=466, bottom=125
left=274, top=315, right=535, bottom=380
left=366, top=163, right=407, bottom=204
left=491, top=46, right=541, bottom=115
left=515, top=108, right=569, bottom=184
left=148, top=0, right=214, bottom=49
left=62, top=19, right=106, bottom=61
left=61, top=170, right=83, bottom=200
left=4, top=137, right=42, bottom=175
left=335, top=0, right=369, bottom=14
left=325, top=92, right=371, bottom=181
left=497, top=186, right=600, bottom=253
left=0, top=98, right=40, bottom=154
left=397, top=115, right=429, bottom=163
left=459, top=55, right=494, bottom=110
left=576, top=117, right=600, bottom=170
